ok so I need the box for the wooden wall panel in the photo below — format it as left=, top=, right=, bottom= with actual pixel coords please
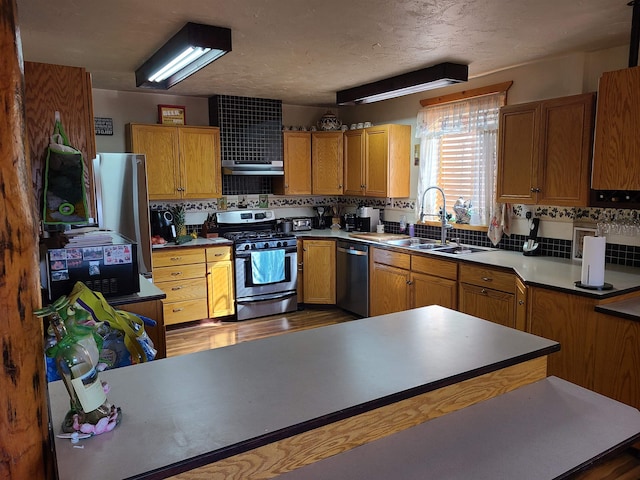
left=24, top=61, right=96, bottom=221
left=0, top=1, right=54, bottom=477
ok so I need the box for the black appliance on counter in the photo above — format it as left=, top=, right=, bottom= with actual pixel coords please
left=343, top=213, right=357, bottom=232
left=523, top=217, right=541, bottom=256
left=150, top=208, right=176, bottom=242
left=43, top=231, right=140, bottom=300
left=216, top=210, right=298, bottom=321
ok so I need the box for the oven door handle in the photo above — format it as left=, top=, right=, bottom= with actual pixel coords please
left=236, top=292, right=297, bottom=304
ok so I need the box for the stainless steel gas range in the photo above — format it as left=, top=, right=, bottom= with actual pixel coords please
left=217, top=210, right=298, bottom=321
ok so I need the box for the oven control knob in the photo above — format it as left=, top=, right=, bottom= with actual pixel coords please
left=244, top=244, right=250, bottom=251
left=250, top=244, right=257, bottom=250
left=263, top=242, right=270, bottom=249
left=276, top=241, right=282, bottom=248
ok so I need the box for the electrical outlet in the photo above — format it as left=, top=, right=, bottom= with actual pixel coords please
left=525, top=211, right=532, bottom=219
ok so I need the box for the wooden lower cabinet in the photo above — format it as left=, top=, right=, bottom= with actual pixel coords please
left=527, top=287, right=597, bottom=389
left=206, top=246, right=235, bottom=318
left=458, top=264, right=517, bottom=329
left=527, top=286, right=640, bottom=410
left=152, top=248, right=208, bottom=325
left=410, top=255, right=457, bottom=310
left=302, top=239, right=336, bottom=304
left=117, top=299, right=166, bottom=359
left=593, top=312, right=640, bottom=409
left=370, top=249, right=411, bottom=316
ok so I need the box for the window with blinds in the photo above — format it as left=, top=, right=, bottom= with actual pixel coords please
left=437, top=132, right=488, bottom=215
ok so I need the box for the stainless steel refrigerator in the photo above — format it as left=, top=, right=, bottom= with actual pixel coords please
left=92, top=153, right=152, bottom=275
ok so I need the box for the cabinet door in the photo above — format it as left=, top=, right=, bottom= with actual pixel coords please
left=370, top=262, right=410, bottom=316
left=496, top=103, right=539, bottom=204
left=129, top=124, right=180, bottom=200
left=537, top=93, right=594, bottom=206
left=527, top=287, right=596, bottom=389
left=311, top=132, right=343, bottom=195
left=593, top=313, right=640, bottom=409
left=178, top=127, right=222, bottom=199
left=343, top=130, right=365, bottom=195
left=411, top=271, right=457, bottom=310
left=364, top=126, right=389, bottom=197
left=279, top=132, right=311, bottom=195
left=458, top=283, right=515, bottom=328
left=592, top=66, right=640, bottom=190
left=207, top=260, right=235, bottom=318
left=303, top=240, right=336, bottom=304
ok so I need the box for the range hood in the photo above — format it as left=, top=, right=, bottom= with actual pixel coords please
left=221, top=159, right=284, bottom=176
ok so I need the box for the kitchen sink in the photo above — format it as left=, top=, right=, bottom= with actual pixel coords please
left=430, top=246, right=488, bottom=254
left=384, top=238, right=441, bottom=247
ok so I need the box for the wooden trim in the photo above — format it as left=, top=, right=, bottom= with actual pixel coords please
left=420, top=81, right=513, bottom=107
left=168, top=357, right=547, bottom=479
left=420, top=220, right=488, bottom=232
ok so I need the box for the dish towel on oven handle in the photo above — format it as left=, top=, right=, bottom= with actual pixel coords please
left=251, top=249, right=285, bottom=284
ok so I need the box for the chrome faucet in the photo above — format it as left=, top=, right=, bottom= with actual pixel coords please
left=419, top=185, right=453, bottom=244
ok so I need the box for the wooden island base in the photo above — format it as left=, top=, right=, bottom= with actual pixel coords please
left=171, top=357, right=547, bottom=479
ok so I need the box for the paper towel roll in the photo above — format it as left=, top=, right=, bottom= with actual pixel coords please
left=580, top=236, right=606, bottom=287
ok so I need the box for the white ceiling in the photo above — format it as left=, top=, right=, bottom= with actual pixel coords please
left=16, top=0, right=634, bottom=106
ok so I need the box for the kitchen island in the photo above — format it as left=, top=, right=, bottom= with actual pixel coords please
left=49, top=306, right=558, bottom=479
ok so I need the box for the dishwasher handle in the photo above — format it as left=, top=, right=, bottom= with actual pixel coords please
left=337, top=244, right=369, bottom=256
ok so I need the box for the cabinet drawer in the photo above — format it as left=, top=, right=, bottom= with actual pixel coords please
left=206, top=246, right=232, bottom=262
left=153, top=263, right=205, bottom=283
left=459, top=264, right=515, bottom=294
left=163, top=299, right=208, bottom=326
left=411, top=255, right=457, bottom=280
left=372, top=248, right=411, bottom=270
left=153, top=248, right=206, bottom=267
left=157, top=278, right=207, bottom=303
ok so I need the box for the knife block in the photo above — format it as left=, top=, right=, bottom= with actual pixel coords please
left=200, top=221, right=218, bottom=238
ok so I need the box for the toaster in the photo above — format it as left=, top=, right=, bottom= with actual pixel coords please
left=292, top=217, right=312, bottom=231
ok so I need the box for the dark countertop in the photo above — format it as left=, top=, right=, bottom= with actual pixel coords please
left=49, top=306, right=558, bottom=479
left=595, top=297, right=640, bottom=321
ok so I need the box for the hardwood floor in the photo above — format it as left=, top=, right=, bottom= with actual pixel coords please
left=165, top=305, right=359, bottom=357
left=165, top=307, right=640, bottom=479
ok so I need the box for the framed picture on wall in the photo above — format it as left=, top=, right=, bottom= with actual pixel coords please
left=158, top=105, right=186, bottom=125
left=572, top=227, right=597, bottom=261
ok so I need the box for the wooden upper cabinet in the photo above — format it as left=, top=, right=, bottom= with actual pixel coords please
left=592, top=66, right=640, bottom=190
left=127, top=124, right=221, bottom=201
left=497, top=93, right=595, bottom=206
left=343, top=124, right=411, bottom=198
left=312, top=131, right=343, bottom=195
left=128, top=124, right=180, bottom=200
left=178, top=127, right=222, bottom=200
left=274, top=131, right=312, bottom=195
left=343, top=130, right=365, bottom=195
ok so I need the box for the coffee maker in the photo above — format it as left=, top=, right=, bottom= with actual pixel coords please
left=355, top=206, right=381, bottom=232
left=150, top=208, right=177, bottom=242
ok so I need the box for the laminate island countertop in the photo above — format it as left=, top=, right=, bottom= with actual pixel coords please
left=49, top=306, right=558, bottom=480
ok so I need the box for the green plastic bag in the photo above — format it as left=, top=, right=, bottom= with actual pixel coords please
left=42, top=119, right=89, bottom=224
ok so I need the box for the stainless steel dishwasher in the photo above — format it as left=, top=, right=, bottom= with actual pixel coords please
left=336, top=240, right=369, bottom=317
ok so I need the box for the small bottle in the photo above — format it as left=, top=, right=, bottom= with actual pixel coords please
left=408, top=223, right=415, bottom=237
left=48, top=312, right=114, bottom=431
left=399, top=215, right=407, bottom=233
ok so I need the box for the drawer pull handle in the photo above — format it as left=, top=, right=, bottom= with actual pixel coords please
left=481, top=288, right=487, bottom=294
left=481, top=277, right=492, bottom=282
left=171, top=272, right=182, bottom=276
left=173, top=307, right=184, bottom=312
left=170, top=257, right=182, bottom=261
left=171, top=286, right=183, bottom=291
left=214, top=253, right=223, bottom=257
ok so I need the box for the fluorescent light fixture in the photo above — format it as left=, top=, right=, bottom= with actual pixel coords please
left=136, top=23, right=231, bottom=90
left=336, top=62, right=468, bottom=105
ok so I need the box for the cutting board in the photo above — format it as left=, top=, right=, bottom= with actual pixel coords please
left=348, top=232, right=411, bottom=242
